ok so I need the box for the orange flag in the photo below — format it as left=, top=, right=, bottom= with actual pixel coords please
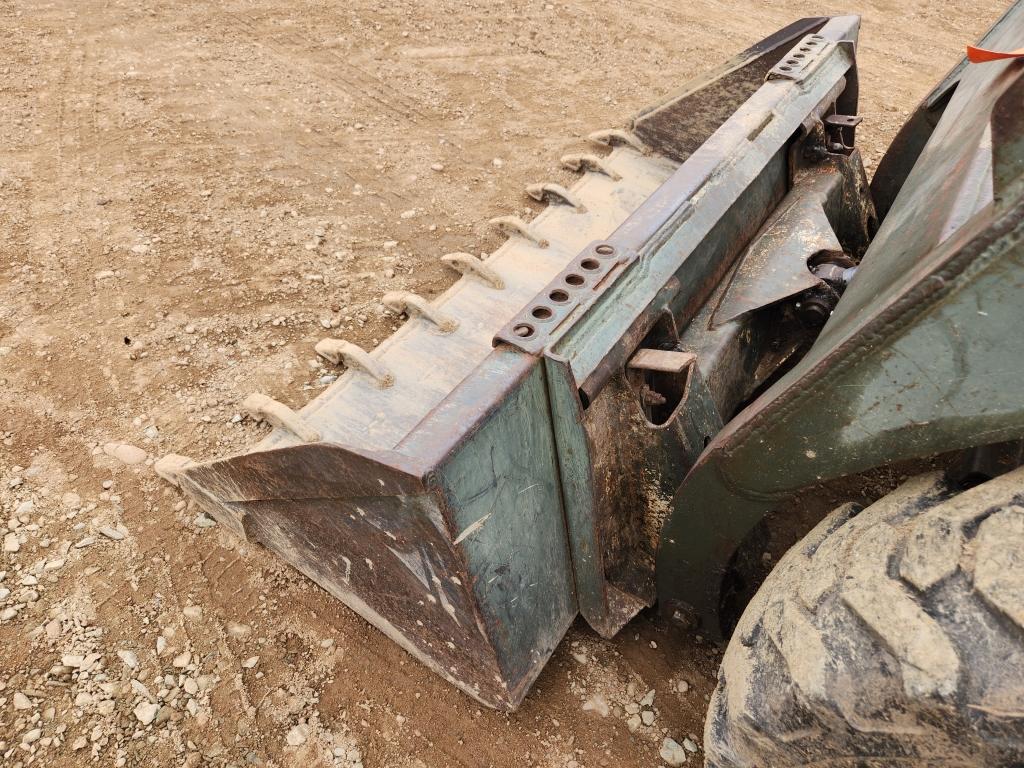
left=967, top=45, right=1024, bottom=62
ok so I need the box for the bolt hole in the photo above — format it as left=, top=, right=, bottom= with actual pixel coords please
left=793, top=53, right=805, bottom=59
left=799, top=46, right=811, bottom=52
left=513, top=323, right=534, bottom=338
left=531, top=306, right=553, bottom=320
left=580, top=258, right=600, bottom=271
left=779, top=66, right=792, bottom=72
left=595, top=244, right=615, bottom=256
left=549, top=289, right=569, bottom=303
left=565, top=273, right=585, bottom=286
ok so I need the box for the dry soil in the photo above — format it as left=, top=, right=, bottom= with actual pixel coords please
left=0, top=1, right=1007, bottom=766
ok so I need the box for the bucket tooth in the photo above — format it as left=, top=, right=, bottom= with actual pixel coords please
left=587, top=128, right=646, bottom=153
left=524, top=183, right=586, bottom=212
left=441, top=252, right=505, bottom=290
left=382, top=290, right=459, bottom=333
left=153, top=454, right=196, bottom=487
left=242, top=393, right=321, bottom=442
left=315, top=338, right=395, bottom=387
left=559, top=153, right=622, bottom=180
left=489, top=215, right=549, bottom=248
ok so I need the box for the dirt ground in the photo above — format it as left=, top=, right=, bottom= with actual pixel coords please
left=0, top=1, right=1008, bottom=766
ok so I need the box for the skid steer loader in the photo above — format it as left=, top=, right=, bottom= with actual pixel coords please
left=157, top=4, right=1024, bottom=765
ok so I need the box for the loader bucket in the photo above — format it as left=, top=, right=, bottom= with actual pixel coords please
left=160, top=15, right=865, bottom=708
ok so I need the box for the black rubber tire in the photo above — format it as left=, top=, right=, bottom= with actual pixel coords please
left=705, top=467, right=1024, bottom=767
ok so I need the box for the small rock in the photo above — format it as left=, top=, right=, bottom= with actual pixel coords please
left=22, top=727, right=42, bottom=744
left=0, top=587, right=10, bottom=600
left=641, top=710, right=655, bottom=726
left=134, top=701, right=160, bottom=725
left=98, top=526, right=125, bottom=541
left=117, top=650, right=139, bottom=669
left=226, top=622, right=251, bottom=638
left=172, top=651, right=192, bottom=668
left=74, top=536, right=96, bottom=548
left=103, top=442, right=147, bottom=465
left=676, top=679, right=690, bottom=694
left=639, top=688, right=656, bottom=706
left=581, top=694, right=609, bottom=717
left=683, top=737, right=699, bottom=753
left=62, top=492, right=82, bottom=509
left=492, top=158, right=504, bottom=168
left=72, top=735, right=88, bottom=750
left=660, top=737, right=688, bottom=766
left=241, top=656, right=259, bottom=669
left=183, top=605, right=203, bottom=620
left=285, top=724, right=308, bottom=746
left=13, top=691, right=32, bottom=709
left=626, top=714, right=642, bottom=732
left=3, top=532, right=19, bottom=553
left=194, top=513, right=217, bottom=528
left=430, top=162, right=444, bottom=172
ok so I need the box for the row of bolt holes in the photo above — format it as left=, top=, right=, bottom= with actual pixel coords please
left=512, top=244, right=617, bottom=338
left=776, top=35, right=824, bottom=74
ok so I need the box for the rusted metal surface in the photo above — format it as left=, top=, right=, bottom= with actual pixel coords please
left=658, top=8, right=1024, bottom=636
left=631, top=16, right=829, bottom=161
left=712, top=152, right=873, bottom=327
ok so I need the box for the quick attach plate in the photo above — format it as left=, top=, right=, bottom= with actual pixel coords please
left=493, top=241, right=639, bottom=355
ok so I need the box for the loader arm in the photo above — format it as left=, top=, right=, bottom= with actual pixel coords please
left=658, top=1, right=1024, bottom=636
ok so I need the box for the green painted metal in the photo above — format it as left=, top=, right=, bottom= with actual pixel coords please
left=162, top=8, right=948, bottom=709
left=658, top=2, right=1024, bottom=635
left=491, top=15, right=863, bottom=638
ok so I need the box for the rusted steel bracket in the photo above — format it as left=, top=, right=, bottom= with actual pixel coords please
left=494, top=242, right=639, bottom=354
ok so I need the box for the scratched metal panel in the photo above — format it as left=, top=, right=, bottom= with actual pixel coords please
left=434, top=353, right=577, bottom=699
left=177, top=443, right=518, bottom=707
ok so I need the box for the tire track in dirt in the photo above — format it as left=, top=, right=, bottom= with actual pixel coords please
left=220, top=7, right=427, bottom=124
